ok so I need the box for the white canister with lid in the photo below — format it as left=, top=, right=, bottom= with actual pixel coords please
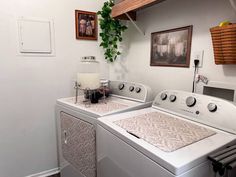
left=77, top=56, right=100, bottom=90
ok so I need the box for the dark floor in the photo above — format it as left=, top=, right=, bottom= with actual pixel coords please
left=49, top=173, right=60, bottom=177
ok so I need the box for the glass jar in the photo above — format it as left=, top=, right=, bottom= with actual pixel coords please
left=77, top=56, right=100, bottom=90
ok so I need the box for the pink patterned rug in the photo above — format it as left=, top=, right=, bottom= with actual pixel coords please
left=76, top=98, right=128, bottom=114
left=114, top=111, right=216, bottom=152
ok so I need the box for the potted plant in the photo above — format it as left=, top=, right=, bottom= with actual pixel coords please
left=97, top=0, right=128, bottom=62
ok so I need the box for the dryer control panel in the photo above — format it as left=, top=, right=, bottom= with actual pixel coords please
left=153, top=90, right=236, bottom=134
left=109, top=81, right=153, bottom=103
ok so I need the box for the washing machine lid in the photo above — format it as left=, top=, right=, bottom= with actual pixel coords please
left=98, top=108, right=236, bottom=176
left=57, top=96, right=151, bottom=117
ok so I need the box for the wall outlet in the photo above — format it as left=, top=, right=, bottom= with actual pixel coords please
left=192, top=50, right=204, bottom=68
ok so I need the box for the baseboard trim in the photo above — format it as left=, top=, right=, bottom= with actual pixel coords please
left=25, top=168, right=60, bottom=177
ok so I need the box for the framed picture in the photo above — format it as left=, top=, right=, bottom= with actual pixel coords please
left=75, top=10, right=97, bottom=40
left=150, top=26, right=193, bottom=67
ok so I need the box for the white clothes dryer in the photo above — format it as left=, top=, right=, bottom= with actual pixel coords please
left=56, top=81, right=153, bottom=177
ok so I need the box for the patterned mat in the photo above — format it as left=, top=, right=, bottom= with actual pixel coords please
left=76, top=98, right=128, bottom=114
left=114, top=111, right=216, bottom=152
left=61, top=112, right=96, bottom=177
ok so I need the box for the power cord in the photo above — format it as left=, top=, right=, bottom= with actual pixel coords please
left=192, top=59, right=199, bottom=93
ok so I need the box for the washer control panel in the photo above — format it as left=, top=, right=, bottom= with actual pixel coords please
left=153, top=90, right=236, bottom=134
left=110, top=81, right=152, bottom=102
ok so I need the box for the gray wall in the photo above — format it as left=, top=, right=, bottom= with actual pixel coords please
left=109, top=0, right=236, bottom=95
left=0, top=0, right=107, bottom=176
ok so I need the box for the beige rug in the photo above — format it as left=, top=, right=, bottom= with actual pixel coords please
left=114, top=111, right=216, bottom=152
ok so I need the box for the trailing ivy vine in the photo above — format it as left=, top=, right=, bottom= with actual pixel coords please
left=97, top=0, right=128, bottom=62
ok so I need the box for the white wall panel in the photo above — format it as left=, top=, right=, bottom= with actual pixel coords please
left=0, top=0, right=107, bottom=176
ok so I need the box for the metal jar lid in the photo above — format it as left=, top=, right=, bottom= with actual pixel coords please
left=81, top=56, right=98, bottom=63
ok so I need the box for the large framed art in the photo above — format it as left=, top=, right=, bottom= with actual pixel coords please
left=150, top=26, right=193, bottom=67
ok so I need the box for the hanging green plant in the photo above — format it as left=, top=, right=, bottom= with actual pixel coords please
left=97, top=0, right=128, bottom=62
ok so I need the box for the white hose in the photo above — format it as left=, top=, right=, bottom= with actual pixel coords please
left=229, top=0, right=236, bottom=12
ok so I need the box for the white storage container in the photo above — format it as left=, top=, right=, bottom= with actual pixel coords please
left=77, top=56, right=100, bottom=90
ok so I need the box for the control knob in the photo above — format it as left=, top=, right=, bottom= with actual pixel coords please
left=160, top=93, right=167, bottom=100
left=208, top=103, right=217, bottom=112
left=169, top=95, right=177, bottom=102
left=186, top=96, right=196, bottom=107
left=135, top=87, right=141, bottom=93
left=129, top=86, right=135, bottom=92
left=118, top=83, right=125, bottom=90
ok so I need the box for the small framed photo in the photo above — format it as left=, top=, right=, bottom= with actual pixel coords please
left=75, top=10, right=97, bottom=40
left=150, top=26, right=193, bottom=67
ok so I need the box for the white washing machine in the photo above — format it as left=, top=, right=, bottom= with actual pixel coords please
left=55, top=81, right=153, bottom=177
left=97, top=90, right=236, bottom=177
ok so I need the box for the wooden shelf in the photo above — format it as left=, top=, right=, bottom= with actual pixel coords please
left=112, top=0, right=165, bottom=19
